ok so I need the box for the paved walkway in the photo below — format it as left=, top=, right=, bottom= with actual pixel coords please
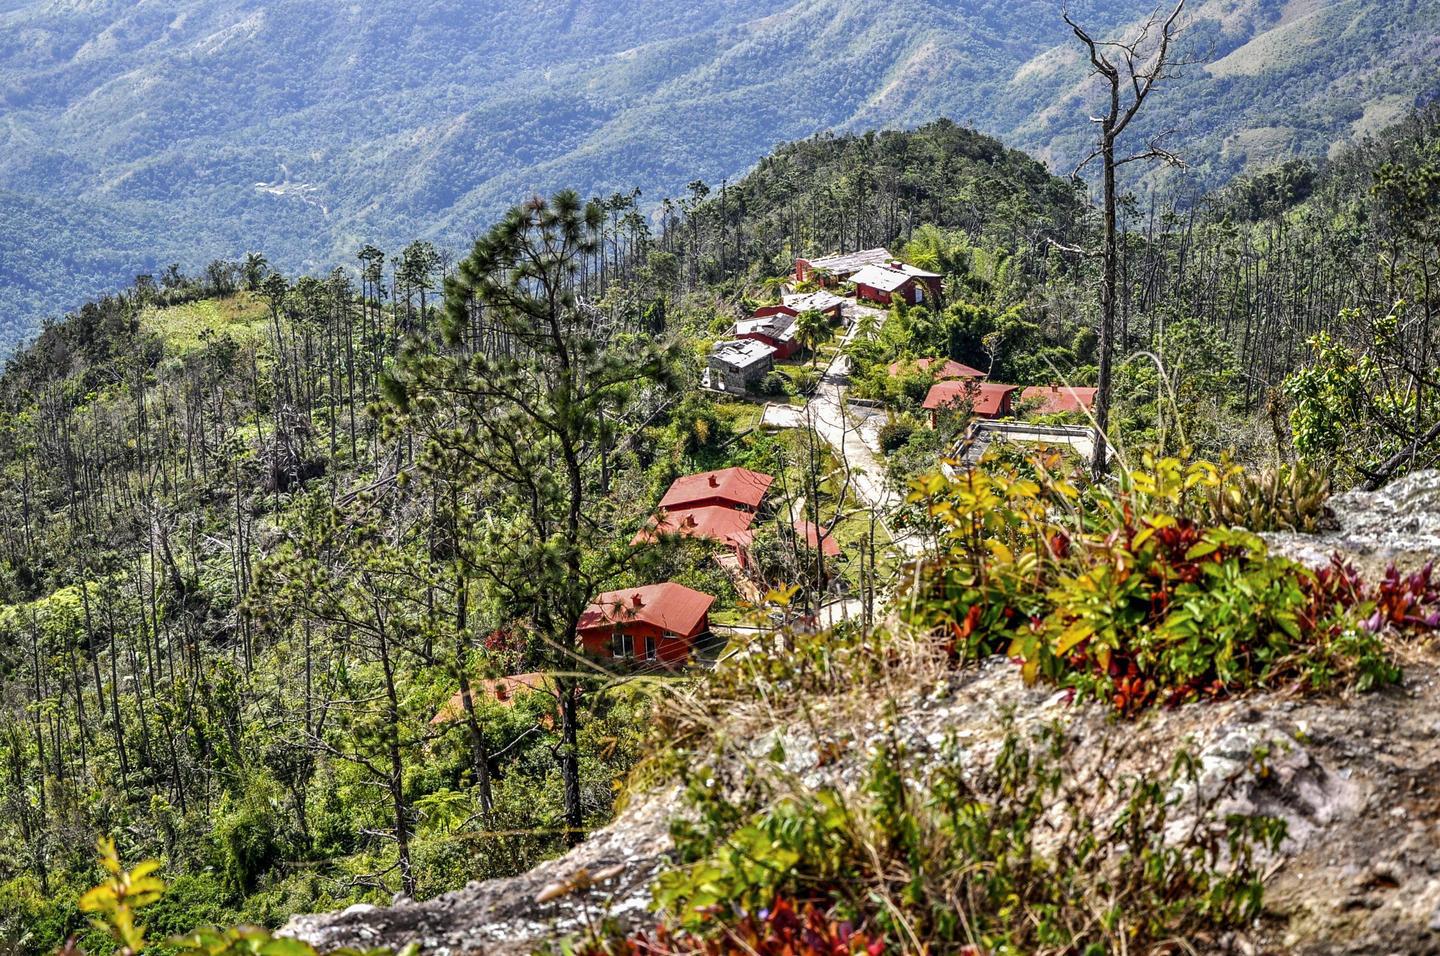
left=804, top=305, right=925, bottom=558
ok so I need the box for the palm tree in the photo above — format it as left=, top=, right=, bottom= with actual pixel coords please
left=794, top=309, right=830, bottom=367
left=853, top=310, right=882, bottom=342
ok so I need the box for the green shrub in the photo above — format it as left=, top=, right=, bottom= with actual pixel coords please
left=906, top=453, right=1413, bottom=712
left=1205, top=460, right=1332, bottom=532
left=876, top=418, right=914, bottom=454
left=645, top=722, right=1282, bottom=954
left=784, top=368, right=817, bottom=396
left=212, top=790, right=287, bottom=897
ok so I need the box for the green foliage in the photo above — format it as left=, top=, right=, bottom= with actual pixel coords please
left=1112, top=317, right=1244, bottom=458
left=647, top=723, right=1282, bottom=954
left=875, top=418, right=914, bottom=455
left=907, top=453, right=1416, bottom=713
left=1206, top=460, right=1332, bottom=533
left=77, top=837, right=166, bottom=956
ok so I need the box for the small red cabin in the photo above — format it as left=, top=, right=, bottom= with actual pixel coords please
left=923, top=381, right=1020, bottom=427
left=887, top=357, right=986, bottom=380
left=793, top=519, right=841, bottom=557
left=736, top=311, right=802, bottom=360
left=657, top=467, right=773, bottom=513
left=633, top=505, right=758, bottom=567
left=1020, top=385, right=1098, bottom=415
left=578, top=582, right=715, bottom=667
left=430, top=672, right=550, bottom=726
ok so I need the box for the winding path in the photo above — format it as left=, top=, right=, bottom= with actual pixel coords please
left=804, top=305, right=925, bottom=558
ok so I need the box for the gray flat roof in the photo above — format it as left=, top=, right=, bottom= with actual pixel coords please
left=710, top=338, right=775, bottom=369
left=802, top=247, right=893, bottom=275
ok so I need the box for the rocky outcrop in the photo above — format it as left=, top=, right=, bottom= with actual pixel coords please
left=1266, top=469, right=1440, bottom=575
left=283, top=474, right=1440, bottom=955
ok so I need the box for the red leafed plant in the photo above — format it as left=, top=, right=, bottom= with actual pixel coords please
left=583, top=897, right=883, bottom=956
left=1371, top=562, right=1440, bottom=629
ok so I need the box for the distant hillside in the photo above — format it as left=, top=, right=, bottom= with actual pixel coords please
left=1, top=0, right=1436, bottom=352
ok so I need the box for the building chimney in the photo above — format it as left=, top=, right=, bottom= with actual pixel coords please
left=632, top=593, right=644, bottom=609
left=496, top=683, right=509, bottom=702
left=889, top=260, right=903, bottom=270
left=708, top=474, right=719, bottom=487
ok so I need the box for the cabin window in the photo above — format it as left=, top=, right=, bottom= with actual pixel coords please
left=611, top=629, right=634, bottom=658
left=644, top=636, right=657, bottom=661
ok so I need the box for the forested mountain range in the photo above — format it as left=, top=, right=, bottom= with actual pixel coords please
left=2, top=0, right=1437, bottom=352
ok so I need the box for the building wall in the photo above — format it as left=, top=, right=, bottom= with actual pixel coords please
left=857, top=283, right=894, bottom=306
left=579, top=618, right=705, bottom=666
left=737, top=331, right=798, bottom=360
left=708, top=352, right=774, bottom=392
left=859, top=277, right=940, bottom=307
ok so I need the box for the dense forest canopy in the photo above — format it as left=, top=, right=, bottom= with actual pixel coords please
left=2, top=0, right=1437, bottom=352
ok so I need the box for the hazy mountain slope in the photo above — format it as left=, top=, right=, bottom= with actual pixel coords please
left=1, top=0, right=1436, bottom=352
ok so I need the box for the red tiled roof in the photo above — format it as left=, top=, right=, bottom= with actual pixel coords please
left=430, top=672, right=551, bottom=725
left=658, top=467, right=774, bottom=511
left=1020, top=385, right=1098, bottom=414
left=633, top=505, right=757, bottom=548
left=794, top=520, right=841, bottom=557
left=923, top=381, right=1020, bottom=415
left=578, top=582, right=716, bottom=636
left=887, top=358, right=987, bottom=380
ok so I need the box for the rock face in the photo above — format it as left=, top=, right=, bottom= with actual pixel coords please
left=1266, top=469, right=1440, bottom=575
left=282, top=789, right=677, bottom=955
left=283, top=474, right=1440, bottom=955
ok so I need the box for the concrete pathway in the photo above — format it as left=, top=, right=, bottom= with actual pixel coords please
left=803, top=305, right=926, bottom=558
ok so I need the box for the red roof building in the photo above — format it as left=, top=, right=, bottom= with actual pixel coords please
left=1020, top=385, right=1098, bottom=415
left=578, top=582, right=715, bottom=667
left=633, top=505, right=758, bottom=566
left=430, top=672, right=551, bottom=726
left=923, top=381, right=1020, bottom=426
left=658, top=467, right=773, bottom=513
left=736, top=311, right=802, bottom=360
left=887, top=357, right=987, bottom=380
left=793, top=519, right=841, bottom=558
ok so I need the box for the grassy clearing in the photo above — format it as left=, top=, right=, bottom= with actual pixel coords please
left=712, top=400, right=764, bottom=435
left=144, top=294, right=269, bottom=354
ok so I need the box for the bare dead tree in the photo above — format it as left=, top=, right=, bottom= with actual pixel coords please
left=1064, top=0, right=1188, bottom=476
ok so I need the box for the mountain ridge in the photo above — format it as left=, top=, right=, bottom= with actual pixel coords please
left=1, top=0, right=1436, bottom=350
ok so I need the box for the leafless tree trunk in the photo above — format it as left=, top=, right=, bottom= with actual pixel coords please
left=1065, top=0, right=1188, bottom=477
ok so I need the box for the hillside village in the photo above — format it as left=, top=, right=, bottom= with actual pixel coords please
left=490, top=246, right=1107, bottom=699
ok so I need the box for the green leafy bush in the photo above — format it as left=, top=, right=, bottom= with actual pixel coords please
left=1205, top=460, right=1332, bottom=532
left=637, top=723, right=1281, bottom=954
left=876, top=418, right=915, bottom=454
left=907, top=453, right=1416, bottom=713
